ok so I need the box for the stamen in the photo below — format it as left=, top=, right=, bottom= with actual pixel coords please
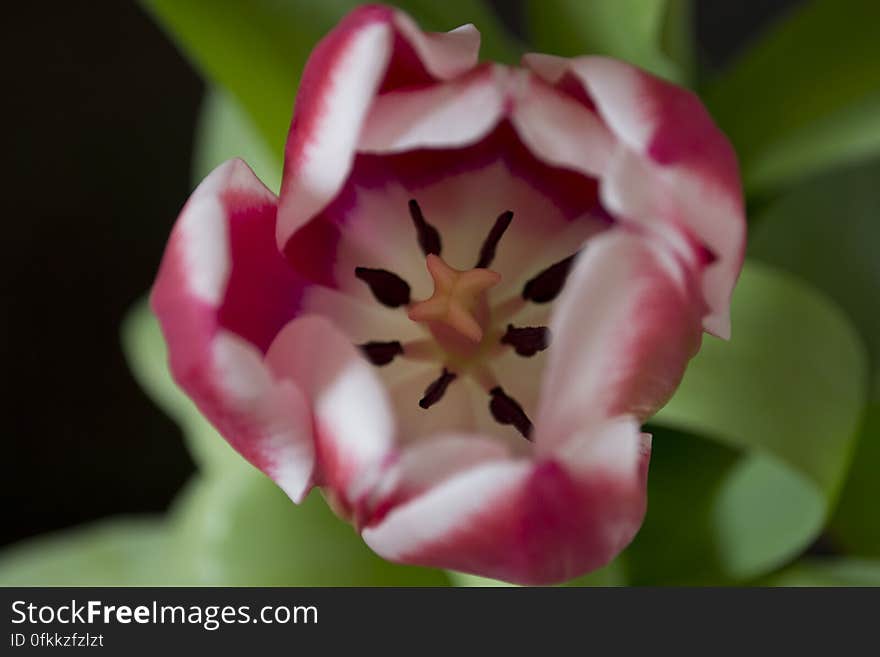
left=521, top=253, right=578, bottom=303
left=359, top=341, right=403, bottom=366
left=419, top=368, right=457, bottom=409
left=408, top=199, right=442, bottom=256
left=489, top=387, right=533, bottom=439
left=475, top=210, right=513, bottom=268
left=354, top=267, right=411, bottom=307
left=500, top=324, right=550, bottom=357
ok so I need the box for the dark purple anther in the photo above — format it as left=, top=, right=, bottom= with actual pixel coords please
left=475, top=210, right=513, bottom=269
left=408, top=199, right=442, bottom=256
left=522, top=253, right=578, bottom=303
left=359, top=341, right=404, bottom=366
left=489, top=386, right=533, bottom=439
left=419, top=369, right=457, bottom=409
left=500, top=324, right=550, bottom=357
left=355, top=267, right=411, bottom=307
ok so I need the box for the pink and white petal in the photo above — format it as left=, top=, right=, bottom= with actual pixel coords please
left=362, top=460, right=531, bottom=579
left=359, top=65, right=506, bottom=153
left=534, top=229, right=704, bottom=453
left=555, top=416, right=650, bottom=485
left=362, top=418, right=649, bottom=584
left=211, top=333, right=315, bottom=502
left=389, top=11, right=480, bottom=81
left=151, top=159, right=314, bottom=501
left=265, top=315, right=395, bottom=506
left=217, top=176, right=305, bottom=353
left=510, top=72, right=615, bottom=178
left=153, top=158, right=279, bottom=311
left=544, top=416, right=651, bottom=572
left=600, top=145, right=739, bottom=337
left=277, top=12, right=393, bottom=250
left=523, top=54, right=745, bottom=338
left=520, top=52, right=571, bottom=86
left=277, top=6, right=483, bottom=250
left=364, top=434, right=511, bottom=524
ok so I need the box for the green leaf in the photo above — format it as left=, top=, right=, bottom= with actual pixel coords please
left=561, top=559, right=627, bottom=587
left=761, top=557, right=880, bottom=587
left=142, top=0, right=333, bottom=157
left=747, top=159, right=880, bottom=555
left=703, top=0, right=880, bottom=194
left=658, top=262, right=866, bottom=504
left=0, top=518, right=177, bottom=586
left=749, top=159, right=880, bottom=393
left=624, top=427, right=742, bottom=585
left=0, top=474, right=449, bottom=586
left=122, top=299, right=243, bottom=472
left=829, top=402, right=880, bottom=555
left=170, top=470, right=450, bottom=586
left=638, top=262, right=868, bottom=582
left=194, top=87, right=282, bottom=193
left=142, top=0, right=519, bottom=158
left=523, top=0, right=692, bottom=83
left=659, top=0, right=694, bottom=81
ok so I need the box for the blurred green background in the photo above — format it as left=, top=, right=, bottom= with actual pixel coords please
left=2, top=0, right=878, bottom=586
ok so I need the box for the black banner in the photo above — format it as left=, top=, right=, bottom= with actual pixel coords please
left=1, top=587, right=877, bottom=653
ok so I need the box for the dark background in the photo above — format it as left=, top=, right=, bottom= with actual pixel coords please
left=1, top=1, right=799, bottom=547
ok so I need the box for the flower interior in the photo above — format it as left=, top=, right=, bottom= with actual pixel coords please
left=288, top=124, right=609, bottom=454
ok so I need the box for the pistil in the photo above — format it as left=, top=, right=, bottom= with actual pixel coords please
left=407, top=254, right=501, bottom=349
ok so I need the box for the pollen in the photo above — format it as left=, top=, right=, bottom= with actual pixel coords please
left=407, top=254, right=501, bottom=343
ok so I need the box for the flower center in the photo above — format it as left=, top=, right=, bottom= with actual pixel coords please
left=355, top=198, right=579, bottom=440
left=407, top=254, right=500, bottom=355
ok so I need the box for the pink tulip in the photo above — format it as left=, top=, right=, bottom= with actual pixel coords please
left=152, top=5, right=744, bottom=584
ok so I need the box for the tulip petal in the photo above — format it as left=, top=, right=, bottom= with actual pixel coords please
left=151, top=159, right=315, bottom=502
left=388, top=12, right=480, bottom=82
left=362, top=418, right=648, bottom=585
left=365, top=434, right=511, bottom=524
left=510, top=72, right=615, bottom=178
left=359, top=64, right=506, bottom=154
left=535, top=230, right=704, bottom=451
left=523, top=54, right=745, bottom=338
left=265, top=316, right=396, bottom=507
left=277, top=6, right=482, bottom=249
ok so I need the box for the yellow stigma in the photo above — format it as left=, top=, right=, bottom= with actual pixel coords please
left=408, top=254, right=501, bottom=343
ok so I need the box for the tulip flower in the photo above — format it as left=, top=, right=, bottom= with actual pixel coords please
left=152, top=4, right=744, bottom=584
